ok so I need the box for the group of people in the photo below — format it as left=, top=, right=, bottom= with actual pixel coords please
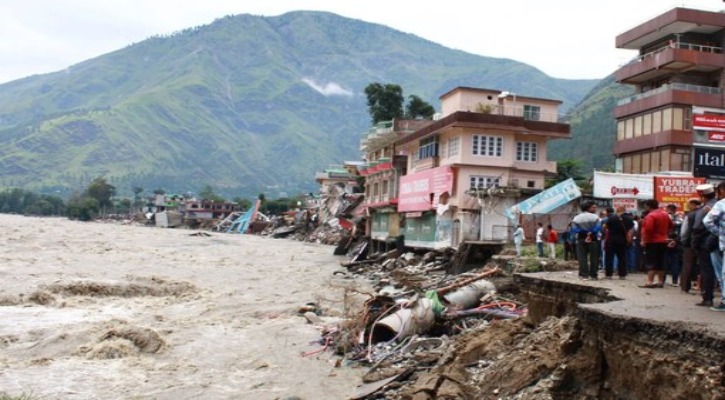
left=568, top=183, right=725, bottom=312
left=512, top=222, right=558, bottom=259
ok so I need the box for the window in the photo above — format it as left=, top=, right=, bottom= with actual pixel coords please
left=418, top=136, right=438, bottom=159
left=472, top=135, right=502, bottom=157
left=523, top=105, right=541, bottom=121
left=447, top=137, right=459, bottom=157
left=470, top=175, right=500, bottom=189
left=516, top=141, right=538, bottom=162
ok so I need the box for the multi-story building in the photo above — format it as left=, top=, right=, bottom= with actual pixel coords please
left=359, top=119, right=432, bottom=250
left=395, top=87, right=570, bottom=248
left=613, top=7, right=725, bottom=176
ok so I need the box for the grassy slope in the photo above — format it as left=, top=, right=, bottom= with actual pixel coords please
left=0, top=12, right=599, bottom=198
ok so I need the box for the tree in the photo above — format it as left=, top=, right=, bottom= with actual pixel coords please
left=405, top=95, right=435, bottom=120
left=66, top=194, right=99, bottom=221
left=546, top=159, right=586, bottom=188
left=85, top=177, right=116, bottom=209
left=555, top=159, right=585, bottom=182
left=132, top=186, right=144, bottom=210
left=198, top=184, right=225, bottom=202
left=233, top=197, right=252, bottom=210
left=365, top=83, right=404, bottom=124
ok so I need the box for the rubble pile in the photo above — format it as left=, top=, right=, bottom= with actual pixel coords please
left=297, top=244, right=540, bottom=398
left=293, top=241, right=587, bottom=399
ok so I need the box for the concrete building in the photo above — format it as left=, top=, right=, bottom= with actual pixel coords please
left=394, top=87, right=570, bottom=248
left=359, top=119, right=432, bottom=250
left=613, top=7, right=725, bottom=176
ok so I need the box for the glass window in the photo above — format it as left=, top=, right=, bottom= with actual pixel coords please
left=625, top=119, right=634, bottom=139
left=643, top=113, right=652, bottom=135
left=523, top=105, right=541, bottom=121
left=660, top=148, right=671, bottom=170
left=418, top=136, right=438, bottom=160
left=617, top=121, right=625, bottom=141
left=516, top=141, right=538, bottom=162
left=663, top=108, right=673, bottom=130
left=634, top=116, right=643, bottom=137
left=673, top=107, right=684, bottom=130
left=470, top=175, right=500, bottom=189
left=642, top=152, right=651, bottom=173
left=448, top=137, right=459, bottom=158
left=472, top=135, right=503, bottom=157
left=651, top=150, right=660, bottom=172
left=653, top=110, right=662, bottom=133
left=684, top=107, right=692, bottom=131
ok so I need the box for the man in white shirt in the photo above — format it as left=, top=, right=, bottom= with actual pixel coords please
left=535, top=223, right=544, bottom=257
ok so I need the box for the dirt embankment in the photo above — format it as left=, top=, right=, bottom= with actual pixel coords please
left=389, top=274, right=725, bottom=400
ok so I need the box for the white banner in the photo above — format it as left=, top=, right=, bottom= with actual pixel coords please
left=593, top=171, right=654, bottom=199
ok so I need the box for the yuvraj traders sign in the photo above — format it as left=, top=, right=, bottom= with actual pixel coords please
left=693, top=146, right=725, bottom=180
left=653, top=176, right=705, bottom=211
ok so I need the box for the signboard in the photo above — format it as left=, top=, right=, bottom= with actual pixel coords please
left=593, top=171, right=654, bottom=199
left=505, top=178, right=581, bottom=221
left=694, top=146, right=725, bottom=180
left=398, top=166, right=454, bottom=212
left=612, top=198, right=637, bottom=212
left=694, top=114, right=725, bottom=132
left=653, top=176, right=705, bottom=211
left=708, top=131, right=725, bottom=142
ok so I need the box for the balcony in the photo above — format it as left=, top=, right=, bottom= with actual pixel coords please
left=397, top=111, right=570, bottom=147
left=616, top=42, right=724, bottom=84
left=615, top=83, right=723, bottom=118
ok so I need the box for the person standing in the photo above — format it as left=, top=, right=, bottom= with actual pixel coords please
left=640, top=199, right=672, bottom=288
left=703, top=182, right=725, bottom=312
left=563, top=223, right=575, bottom=261
left=571, top=201, right=601, bottom=280
left=691, top=184, right=718, bottom=307
left=513, top=225, right=525, bottom=257
left=603, top=206, right=631, bottom=279
left=547, top=224, right=558, bottom=260
left=535, top=223, right=545, bottom=257
left=664, top=204, right=683, bottom=286
left=679, top=198, right=702, bottom=294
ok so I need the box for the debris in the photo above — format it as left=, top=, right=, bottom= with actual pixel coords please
left=304, top=311, right=322, bottom=325
left=370, top=298, right=436, bottom=343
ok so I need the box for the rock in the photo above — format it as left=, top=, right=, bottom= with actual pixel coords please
left=303, top=311, right=321, bottom=325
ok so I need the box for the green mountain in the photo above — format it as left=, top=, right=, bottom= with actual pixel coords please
left=0, top=11, right=599, bottom=198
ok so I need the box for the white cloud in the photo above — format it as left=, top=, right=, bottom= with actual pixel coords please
left=302, top=78, right=353, bottom=97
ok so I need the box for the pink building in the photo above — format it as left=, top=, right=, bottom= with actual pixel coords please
left=395, top=87, right=570, bottom=248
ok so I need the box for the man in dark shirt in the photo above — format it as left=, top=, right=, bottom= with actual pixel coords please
left=604, top=206, right=633, bottom=279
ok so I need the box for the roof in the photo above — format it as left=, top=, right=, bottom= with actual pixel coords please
left=616, top=7, right=725, bottom=49
left=439, top=86, right=564, bottom=104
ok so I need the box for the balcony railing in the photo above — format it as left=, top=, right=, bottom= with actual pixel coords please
left=495, top=105, right=565, bottom=123
left=617, top=83, right=722, bottom=106
left=625, top=41, right=723, bottom=66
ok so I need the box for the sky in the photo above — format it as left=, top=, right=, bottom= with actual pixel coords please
left=0, top=0, right=721, bottom=84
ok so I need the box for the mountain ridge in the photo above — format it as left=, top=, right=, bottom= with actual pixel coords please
left=0, top=11, right=601, bottom=198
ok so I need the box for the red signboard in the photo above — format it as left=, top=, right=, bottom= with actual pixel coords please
left=708, top=131, right=725, bottom=142
left=398, top=166, right=454, bottom=212
left=694, top=114, right=725, bottom=132
left=653, top=176, right=705, bottom=211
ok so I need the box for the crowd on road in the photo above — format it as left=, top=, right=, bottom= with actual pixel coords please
left=563, top=183, right=725, bottom=313
left=514, top=183, right=725, bottom=313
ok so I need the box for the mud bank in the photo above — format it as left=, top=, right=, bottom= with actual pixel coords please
left=515, top=273, right=725, bottom=399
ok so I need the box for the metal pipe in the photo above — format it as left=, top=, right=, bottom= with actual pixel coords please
left=370, top=298, right=435, bottom=343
